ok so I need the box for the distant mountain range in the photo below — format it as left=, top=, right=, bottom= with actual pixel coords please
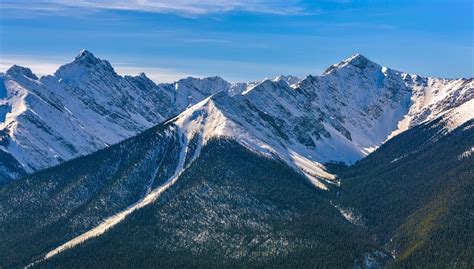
left=0, top=51, right=472, bottom=268
left=1, top=50, right=471, bottom=186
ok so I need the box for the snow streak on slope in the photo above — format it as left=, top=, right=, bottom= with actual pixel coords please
left=440, top=98, right=474, bottom=132
left=458, top=146, right=474, bottom=160
left=36, top=126, right=196, bottom=263
left=388, top=77, right=473, bottom=139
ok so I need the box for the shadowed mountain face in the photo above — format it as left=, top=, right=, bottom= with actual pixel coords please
left=0, top=122, right=185, bottom=268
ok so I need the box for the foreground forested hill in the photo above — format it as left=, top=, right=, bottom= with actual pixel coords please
left=1, top=117, right=472, bottom=268
left=337, top=119, right=474, bottom=268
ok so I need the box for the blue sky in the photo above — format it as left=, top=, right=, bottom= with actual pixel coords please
left=0, top=0, right=472, bottom=82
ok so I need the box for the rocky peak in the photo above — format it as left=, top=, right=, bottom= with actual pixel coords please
left=129, top=72, right=156, bottom=85
left=6, top=65, right=38, bottom=80
left=344, top=53, right=371, bottom=69
left=274, top=75, right=301, bottom=86
left=176, top=76, right=231, bottom=95
left=323, top=53, right=379, bottom=75
left=73, top=49, right=102, bottom=66
left=54, top=49, right=117, bottom=82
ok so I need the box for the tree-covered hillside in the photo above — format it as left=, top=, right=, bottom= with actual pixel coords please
left=37, top=139, right=375, bottom=268
left=1, top=117, right=472, bottom=268
left=337, top=119, right=474, bottom=268
left=0, top=122, right=182, bottom=268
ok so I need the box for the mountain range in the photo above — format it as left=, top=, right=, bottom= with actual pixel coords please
left=0, top=50, right=472, bottom=268
left=1, top=50, right=471, bottom=187
left=0, top=50, right=258, bottom=184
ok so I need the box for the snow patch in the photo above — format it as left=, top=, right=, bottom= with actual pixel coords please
left=441, top=98, right=474, bottom=132
left=458, top=147, right=474, bottom=160
left=390, top=154, right=408, bottom=163
left=333, top=203, right=365, bottom=227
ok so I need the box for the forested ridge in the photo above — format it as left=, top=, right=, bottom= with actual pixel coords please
left=0, top=119, right=472, bottom=268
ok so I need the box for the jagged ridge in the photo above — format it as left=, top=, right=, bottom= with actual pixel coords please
left=0, top=51, right=472, bottom=187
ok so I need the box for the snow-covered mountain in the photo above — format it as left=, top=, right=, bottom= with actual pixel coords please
left=0, top=50, right=252, bottom=185
left=171, top=54, right=473, bottom=189
left=0, top=52, right=472, bottom=268
left=0, top=51, right=472, bottom=187
left=273, top=75, right=301, bottom=87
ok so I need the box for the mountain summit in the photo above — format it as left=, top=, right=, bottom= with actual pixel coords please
left=74, top=49, right=100, bottom=63
left=5, top=65, right=38, bottom=80
left=0, top=51, right=472, bottom=186
left=323, top=53, right=376, bottom=74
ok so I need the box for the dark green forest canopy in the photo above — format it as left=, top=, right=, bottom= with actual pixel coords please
left=37, top=140, right=374, bottom=268
left=337, top=119, right=474, bottom=268
left=0, top=119, right=472, bottom=268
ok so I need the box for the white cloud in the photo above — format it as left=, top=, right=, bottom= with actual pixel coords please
left=0, top=0, right=307, bottom=16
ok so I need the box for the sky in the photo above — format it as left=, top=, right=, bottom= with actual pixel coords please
left=0, top=0, right=472, bottom=82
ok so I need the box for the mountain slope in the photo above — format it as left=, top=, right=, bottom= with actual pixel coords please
left=335, top=114, right=474, bottom=268
left=1, top=109, right=471, bottom=268
left=0, top=121, right=187, bottom=268
left=0, top=119, right=378, bottom=268
left=36, top=139, right=377, bottom=268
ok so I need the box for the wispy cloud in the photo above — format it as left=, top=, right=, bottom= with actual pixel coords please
left=0, top=0, right=308, bottom=16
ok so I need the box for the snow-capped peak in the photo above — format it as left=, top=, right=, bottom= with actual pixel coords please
left=74, top=49, right=99, bottom=63
left=54, top=50, right=116, bottom=83
left=167, top=53, right=472, bottom=191
left=342, top=53, right=372, bottom=67
left=273, top=75, right=301, bottom=87
left=6, top=65, right=38, bottom=80
left=323, top=53, right=380, bottom=75
left=71, top=49, right=112, bottom=70
left=54, top=50, right=119, bottom=86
